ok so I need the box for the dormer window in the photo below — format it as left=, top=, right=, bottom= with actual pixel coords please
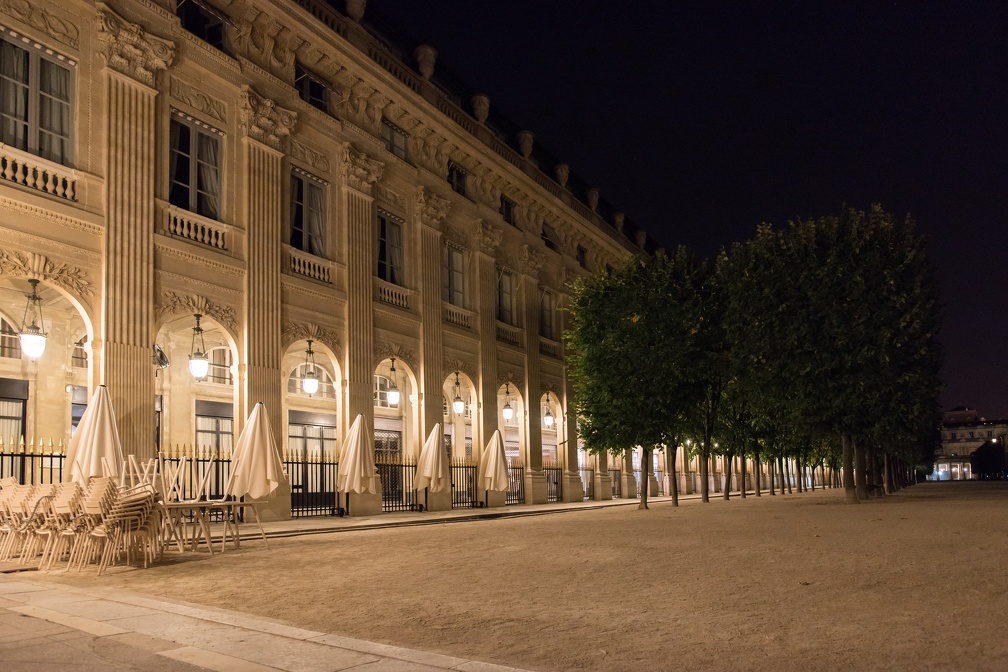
left=177, top=0, right=226, bottom=51
left=577, top=245, right=588, bottom=269
left=499, top=196, right=516, bottom=226
left=542, top=224, right=560, bottom=253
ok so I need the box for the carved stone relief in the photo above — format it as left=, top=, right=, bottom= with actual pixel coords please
left=158, top=291, right=236, bottom=331
left=374, top=341, right=417, bottom=372
left=281, top=321, right=341, bottom=356
left=290, top=139, right=331, bottom=173
left=474, top=219, right=502, bottom=254
left=442, top=357, right=476, bottom=382
left=414, top=186, right=450, bottom=229
left=521, top=245, right=545, bottom=275
left=0, top=251, right=94, bottom=299
left=169, top=76, right=226, bottom=122
left=497, top=369, right=525, bottom=392
left=339, top=143, right=384, bottom=193
left=0, top=1, right=80, bottom=49
left=231, top=3, right=301, bottom=81
left=376, top=184, right=405, bottom=210
left=96, top=4, right=174, bottom=88
left=239, top=86, right=296, bottom=151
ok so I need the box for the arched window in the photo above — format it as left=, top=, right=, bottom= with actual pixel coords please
left=287, top=364, right=337, bottom=400
left=373, top=374, right=399, bottom=408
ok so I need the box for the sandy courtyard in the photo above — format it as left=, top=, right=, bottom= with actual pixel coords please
left=29, top=481, right=1008, bottom=671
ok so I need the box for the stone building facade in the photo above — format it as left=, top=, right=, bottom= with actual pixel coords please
left=0, top=0, right=665, bottom=513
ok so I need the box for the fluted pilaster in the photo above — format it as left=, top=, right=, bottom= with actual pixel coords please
left=475, top=251, right=498, bottom=450
left=101, top=67, right=165, bottom=458
left=416, top=187, right=450, bottom=440
left=522, top=274, right=543, bottom=473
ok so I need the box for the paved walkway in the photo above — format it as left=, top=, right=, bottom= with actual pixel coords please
left=0, top=492, right=713, bottom=671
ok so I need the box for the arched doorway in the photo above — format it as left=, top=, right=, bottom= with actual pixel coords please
left=373, top=356, right=418, bottom=511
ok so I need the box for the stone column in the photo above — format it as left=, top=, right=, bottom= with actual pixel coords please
left=339, top=144, right=384, bottom=515
left=415, top=187, right=451, bottom=511
left=473, top=220, right=501, bottom=454
left=96, top=7, right=174, bottom=461
left=549, top=280, right=582, bottom=503
left=518, top=249, right=548, bottom=504
left=238, top=87, right=296, bottom=520
left=623, top=449, right=637, bottom=499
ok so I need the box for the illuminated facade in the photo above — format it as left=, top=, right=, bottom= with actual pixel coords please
left=0, top=0, right=658, bottom=514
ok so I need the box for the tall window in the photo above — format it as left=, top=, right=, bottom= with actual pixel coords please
left=288, top=423, right=338, bottom=458
left=381, top=119, right=407, bottom=160
left=447, top=162, right=467, bottom=196
left=169, top=115, right=221, bottom=219
left=290, top=170, right=326, bottom=256
left=195, top=414, right=233, bottom=454
left=499, top=195, right=516, bottom=226
left=373, top=375, right=399, bottom=408
left=203, top=347, right=232, bottom=385
left=497, top=269, right=514, bottom=325
left=294, top=61, right=327, bottom=112
left=287, top=364, right=337, bottom=399
left=539, top=290, right=554, bottom=340
left=442, top=243, right=464, bottom=307
left=577, top=245, right=588, bottom=269
left=177, top=0, right=226, bottom=50
left=0, top=38, right=73, bottom=165
left=0, top=319, right=20, bottom=359
left=377, top=212, right=404, bottom=285
left=0, top=397, right=25, bottom=442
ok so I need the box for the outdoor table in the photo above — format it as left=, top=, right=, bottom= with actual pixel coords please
left=162, top=500, right=269, bottom=554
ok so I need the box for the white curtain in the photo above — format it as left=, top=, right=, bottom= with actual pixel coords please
left=196, top=131, right=220, bottom=219
left=388, top=219, right=403, bottom=285
left=38, top=59, right=71, bottom=165
left=0, top=41, right=28, bottom=150
left=306, top=181, right=325, bottom=256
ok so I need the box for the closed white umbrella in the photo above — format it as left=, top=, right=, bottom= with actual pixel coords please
left=337, top=414, right=377, bottom=494
left=415, top=423, right=450, bottom=494
left=224, top=402, right=285, bottom=500
left=478, top=429, right=510, bottom=493
left=63, top=385, right=124, bottom=483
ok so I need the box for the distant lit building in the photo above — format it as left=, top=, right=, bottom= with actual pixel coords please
left=931, top=407, right=1008, bottom=480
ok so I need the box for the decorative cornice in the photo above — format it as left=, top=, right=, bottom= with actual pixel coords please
left=155, top=242, right=244, bottom=277
left=281, top=321, right=341, bottom=357
left=169, top=76, right=226, bottom=122
left=339, top=143, right=384, bottom=194
left=0, top=196, right=102, bottom=235
left=414, top=186, right=450, bottom=229
left=290, top=139, right=330, bottom=174
left=0, top=2, right=80, bottom=49
left=239, top=85, right=296, bottom=151
left=96, top=4, right=174, bottom=88
left=0, top=251, right=94, bottom=298
left=442, top=357, right=476, bottom=383
left=231, top=6, right=300, bottom=82
left=158, top=291, right=236, bottom=331
left=375, top=341, right=417, bottom=373
left=474, top=219, right=502, bottom=254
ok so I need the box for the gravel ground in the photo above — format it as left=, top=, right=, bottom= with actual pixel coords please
left=30, top=481, right=1008, bottom=672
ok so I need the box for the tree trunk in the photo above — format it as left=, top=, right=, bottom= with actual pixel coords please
left=842, top=433, right=859, bottom=503
left=670, top=444, right=679, bottom=507
left=741, top=452, right=748, bottom=499
left=699, top=447, right=710, bottom=503
left=723, top=455, right=732, bottom=500
left=797, top=457, right=804, bottom=493
left=883, top=452, right=892, bottom=495
left=769, top=457, right=776, bottom=495
left=783, top=456, right=792, bottom=494
left=809, top=458, right=816, bottom=491
left=638, top=447, right=650, bottom=510
left=754, top=451, right=761, bottom=496
left=854, top=439, right=869, bottom=501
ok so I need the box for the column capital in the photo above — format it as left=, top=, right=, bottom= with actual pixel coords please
left=339, top=143, right=384, bottom=194
left=474, top=218, right=502, bottom=254
left=240, top=86, right=297, bottom=152
left=414, top=186, right=450, bottom=229
left=97, top=3, right=174, bottom=88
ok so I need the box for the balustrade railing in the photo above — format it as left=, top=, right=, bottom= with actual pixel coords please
left=539, top=339, right=561, bottom=359
left=376, top=279, right=410, bottom=309
left=444, top=303, right=473, bottom=329
left=162, top=204, right=228, bottom=251
left=496, top=322, right=522, bottom=346
left=286, top=245, right=333, bottom=284
left=0, top=143, right=77, bottom=201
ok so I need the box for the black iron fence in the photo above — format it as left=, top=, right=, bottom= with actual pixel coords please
left=376, top=454, right=419, bottom=512
left=451, top=458, right=478, bottom=508
left=507, top=461, right=525, bottom=505
left=580, top=467, right=594, bottom=500
left=285, top=450, right=339, bottom=516
left=543, top=462, right=562, bottom=502
left=0, top=443, right=65, bottom=484
left=610, top=468, right=622, bottom=498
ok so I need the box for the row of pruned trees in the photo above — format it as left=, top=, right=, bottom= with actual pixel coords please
left=566, top=205, right=943, bottom=508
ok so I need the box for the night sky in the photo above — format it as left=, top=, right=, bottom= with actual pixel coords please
left=370, top=1, right=1008, bottom=418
